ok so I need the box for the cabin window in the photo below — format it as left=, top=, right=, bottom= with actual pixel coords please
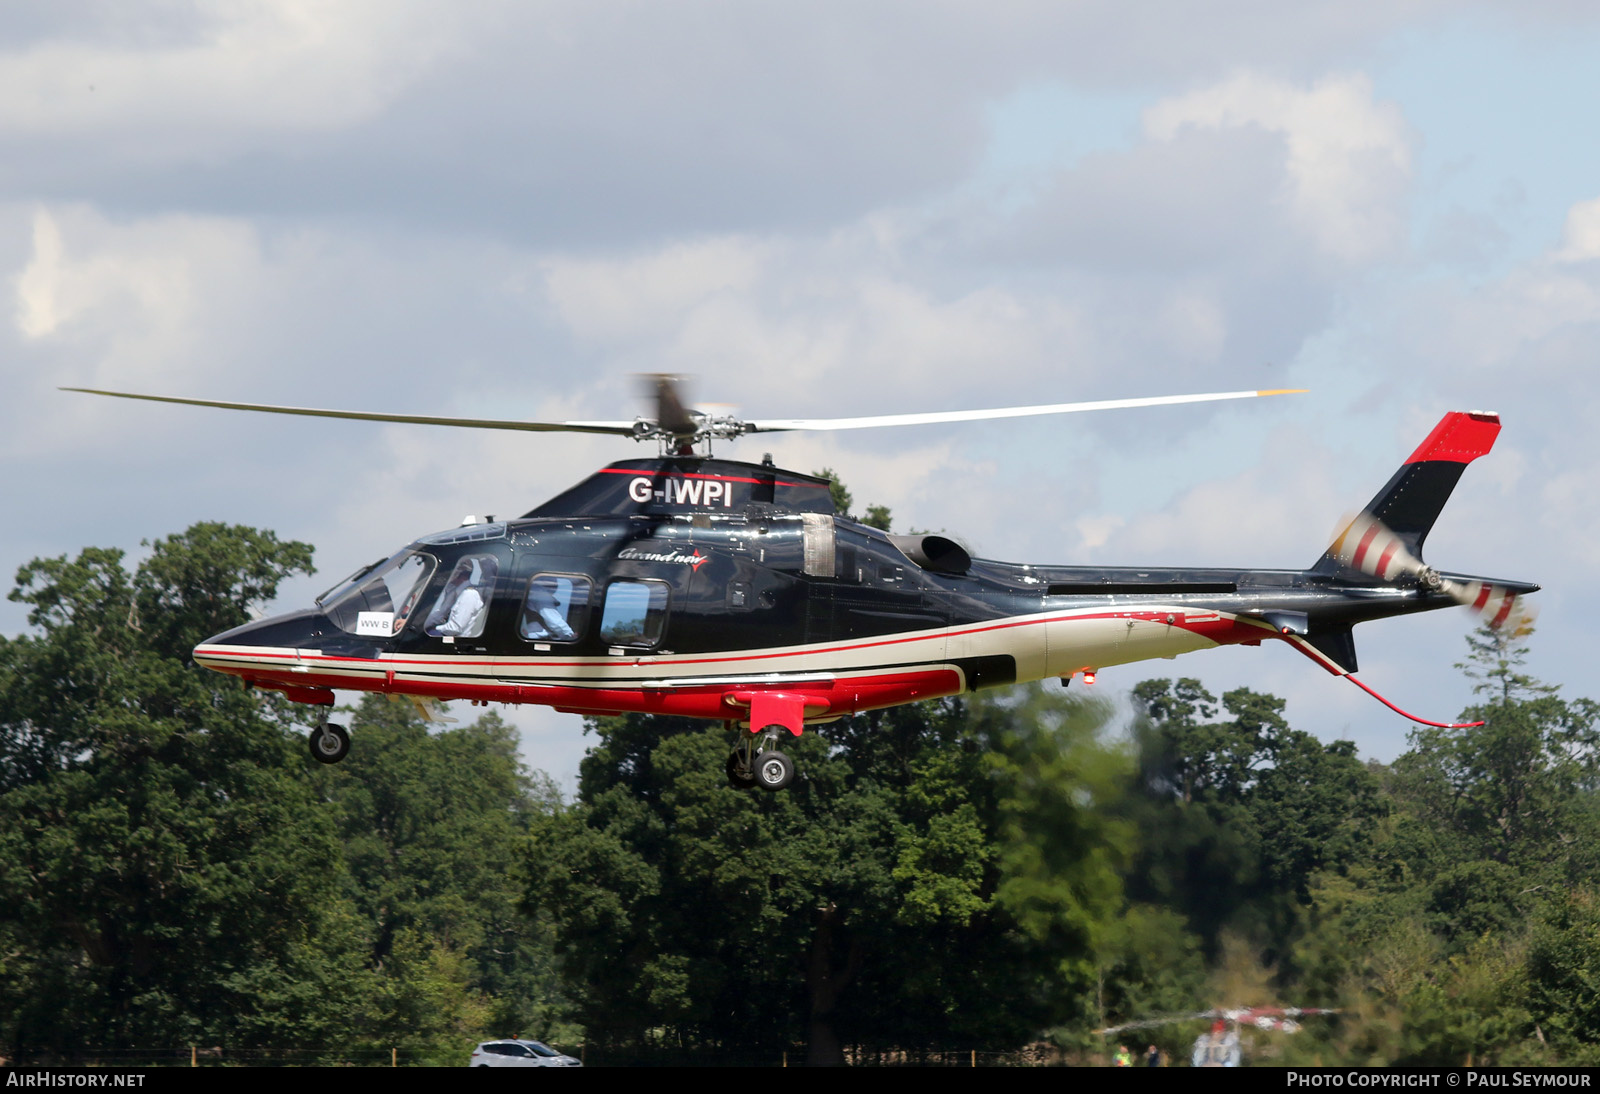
left=423, top=554, right=500, bottom=639
left=599, top=580, right=669, bottom=647
left=520, top=574, right=590, bottom=642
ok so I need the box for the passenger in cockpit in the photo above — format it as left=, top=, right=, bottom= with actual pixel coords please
left=426, top=557, right=495, bottom=637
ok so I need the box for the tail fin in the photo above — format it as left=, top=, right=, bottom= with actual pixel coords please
left=1312, top=411, right=1500, bottom=573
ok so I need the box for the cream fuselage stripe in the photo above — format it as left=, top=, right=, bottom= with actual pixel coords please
left=194, top=605, right=1255, bottom=690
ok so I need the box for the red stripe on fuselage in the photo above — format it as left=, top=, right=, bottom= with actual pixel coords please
left=595, top=468, right=826, bottom=488
left=236, top=666, right=962, bottom=722
left=198, top=606, right=1283, bottom=723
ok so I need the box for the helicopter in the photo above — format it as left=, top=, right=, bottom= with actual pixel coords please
left=64, top=379, right=1538, bottom=792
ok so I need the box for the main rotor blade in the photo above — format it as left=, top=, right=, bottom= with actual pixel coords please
left=743, top=388, right=1306, bottom=433
left=60, top=388, right=640, bottom=436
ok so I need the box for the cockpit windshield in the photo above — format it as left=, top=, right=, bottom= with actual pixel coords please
left=321, top=549, right=437, bottom=637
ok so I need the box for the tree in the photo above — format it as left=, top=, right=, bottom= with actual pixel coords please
left=1126, top=679, right=1384, bottom=954
left=315, top=695, right=574, bottom=1057
left=526, top=687, right=1134, bottom=1063
left=812, top=468, right=893, bottom=530
left=1389, top=626, right=1600, bottom=943
left=1284, top=626, right=1600, bottom=1066
left=0, top=524, right=355, bottom=1061
left=1457, top=620, right=1556, bottom=704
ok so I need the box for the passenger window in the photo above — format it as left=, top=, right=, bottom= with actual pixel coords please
left=520, top=574, right=590, bottom=642
left=423, top=554, right=499, bottom=639
left=599, top=580, right=669, bottom=647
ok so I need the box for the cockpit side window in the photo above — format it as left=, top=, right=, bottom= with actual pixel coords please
left=424, top=554, right=500, bottom=639
left=519, top=574, right=590, bottom=643
left=324, top=550, right=437, bottom=636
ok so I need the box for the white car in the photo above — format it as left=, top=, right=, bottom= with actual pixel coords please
left=468, top=1039, right=582, bottom=1067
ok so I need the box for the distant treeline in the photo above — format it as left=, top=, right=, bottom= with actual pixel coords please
left=2, top=524, right=1595, bottom=1066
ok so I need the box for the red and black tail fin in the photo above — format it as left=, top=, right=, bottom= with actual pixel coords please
left=1312, top=411, right=1500, bottom=574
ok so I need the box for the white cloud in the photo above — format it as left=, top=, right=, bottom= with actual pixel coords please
left=1144, top=72, right=1412, bottom=263
left=1399, top=265, right=1600, bottom=374
left=541, top=238, right=770, bottom=346
left=540, top=228, right=1091, bottom=415
left=12, top=205, right=258, bottom=370
left=1554, top=195, right=1600, bottom=262
left=1075, top=514, right=1126, bottom=553
left=15, top=209, right=67, bottom=339
left=0, top=1, right=456, bottom=142
left=1157, top=290, right=1229, bottom=361
left=1089, top=426, right=1349, bottom=567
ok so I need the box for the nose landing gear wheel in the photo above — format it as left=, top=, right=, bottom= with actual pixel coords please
left=755, top=750, right=794, bottom=792
left=309, top=722, right=350, bottom=765
left=726, top=749, right=757, bottom=790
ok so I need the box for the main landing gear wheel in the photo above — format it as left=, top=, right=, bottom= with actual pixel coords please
left=755, top=750, right=795, bottom=792
left=308, top=722, right=350, bottom=765
left=726, top=749, right=757, bottom=790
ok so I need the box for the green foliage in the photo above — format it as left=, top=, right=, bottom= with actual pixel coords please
left=316, top=695, right=576, bottom=1049
left=526, top=688, right=1135, bottom=1062
left=0, top=525, right=573, bottom=1065
left=1127, top=679, right=1385, bottom=954
left=815, top=467, right=853, bottom=517
left=0, top=525, right=334, bottom=1060
left=1457, top=621, right=1557, bottom=704
left=1393, top=694, right=1600, bottom=879
left=7, top=522, right=1600, bottom=1068
left=978, top=691, right=1132, bottom=999
left=811, top=467, right=892, bottom=530
left=1526, top=890, right=1600, bottom=1059
left=1281, top=627, right=1600, bottom=1066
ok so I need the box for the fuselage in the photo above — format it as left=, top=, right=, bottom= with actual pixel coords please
left=193, top=456, right=1533, bottom=727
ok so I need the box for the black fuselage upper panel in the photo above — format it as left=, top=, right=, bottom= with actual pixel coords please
left=278, top=457, right=1483, bottom=673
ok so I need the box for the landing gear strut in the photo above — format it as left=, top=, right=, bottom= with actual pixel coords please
left=308, top=721, right=350, bottom=765
left=726, top=723, right=796, bottom=791
left=726, top=748, right=757, bottom=790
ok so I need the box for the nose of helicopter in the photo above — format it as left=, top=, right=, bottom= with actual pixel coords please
left=193, top=609, right=326, bottom=677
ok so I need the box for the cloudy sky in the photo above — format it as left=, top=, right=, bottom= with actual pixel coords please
left=5, top=1, right=1598, bottom=789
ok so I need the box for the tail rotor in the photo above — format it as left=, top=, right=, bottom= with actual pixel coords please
left=1328, top=512, right=1536, bottom=633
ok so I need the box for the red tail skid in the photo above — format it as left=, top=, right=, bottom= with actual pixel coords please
left=1343, top=674, right=1483, bottom=729
left=1280, top=633, right=1483, bottom=728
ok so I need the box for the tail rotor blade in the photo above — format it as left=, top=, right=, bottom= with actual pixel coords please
left=1331, top=512, right=1536, bottom=633
left=1328, top=512, right=1425, bottom=581
left=1442, top=578, right=1538, bottom=632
